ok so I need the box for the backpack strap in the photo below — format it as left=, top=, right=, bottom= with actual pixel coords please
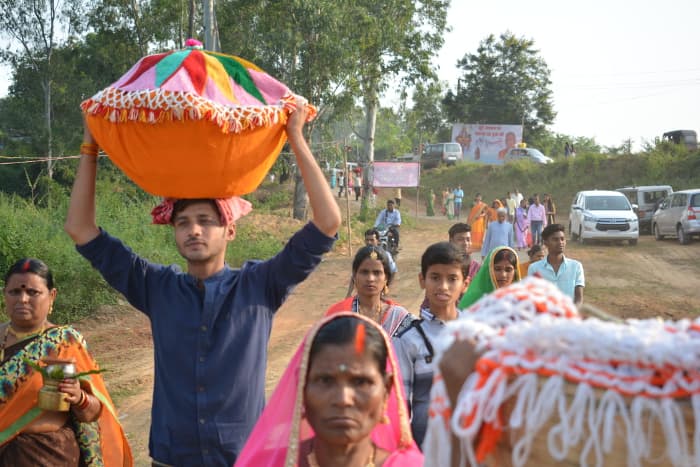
left=392, top=313, right=417, bottom=337
left=405, top=319, right=435, bottom=364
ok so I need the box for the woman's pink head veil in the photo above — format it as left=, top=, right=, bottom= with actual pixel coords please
left=235, top=312, right=419, bottom=466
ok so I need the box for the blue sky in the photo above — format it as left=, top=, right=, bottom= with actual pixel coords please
left=2, top=0, right=698, bottom=151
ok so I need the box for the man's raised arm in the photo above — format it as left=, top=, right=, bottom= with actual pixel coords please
left=64, top=122, right=101, bottom=245
left=285, top=100, right=341, bottom=238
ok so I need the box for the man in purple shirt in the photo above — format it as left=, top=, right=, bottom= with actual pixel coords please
left=65, top=101, right=341, bottom=466
left=527, top=194, right=547, bottom=246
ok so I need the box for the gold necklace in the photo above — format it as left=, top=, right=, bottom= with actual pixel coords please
left=307, top=443, right=376, bottom=467
left=8, top=324, right=45, bottom=340
left=359, top=301, right=383, bottom=322
left=1, top=323, right=45, bottom=362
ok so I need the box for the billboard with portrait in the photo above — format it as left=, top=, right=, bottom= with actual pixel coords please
left=452, top=123, right=523, bottom=165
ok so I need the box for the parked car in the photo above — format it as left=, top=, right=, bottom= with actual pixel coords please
left=421, top=143, right=461, bottom=168
left=651, top=189, right=700, bottom=244
left=616, top=185, right=673, bottom=234
left=504, top=147, right=553, bottom=164
left=569, top=190, right=639, bottom=245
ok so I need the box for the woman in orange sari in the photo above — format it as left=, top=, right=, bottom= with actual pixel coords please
left=486, top=199, right=504, bottom=223
left=467, top=193, right=488, bottom=250
left=0, top=258, right=131, bottom=466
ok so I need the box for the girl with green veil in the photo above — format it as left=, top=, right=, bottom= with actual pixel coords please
left=458, top=246, right=521, bottom=309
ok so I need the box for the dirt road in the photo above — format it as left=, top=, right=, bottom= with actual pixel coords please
left=78, top=201, right=700, bottom=465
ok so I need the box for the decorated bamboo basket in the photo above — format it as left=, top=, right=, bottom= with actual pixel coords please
left=80, top=39, right=315, bottom=198
left=424, top=278, right=699, bottom=467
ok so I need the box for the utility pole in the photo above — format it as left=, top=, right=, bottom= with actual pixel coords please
left=203, top=0, right=220, bottom=51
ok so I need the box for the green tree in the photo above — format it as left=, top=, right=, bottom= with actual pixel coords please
left=402, top=80, right=448, bottom=152
left=0, top=0, right=86, bottom=178
left=217, top=0, right=367, bottom=220
left=443, top=32, right=556, bottom=144
left=345, top=0, right=449, bottom=219
left=373, top=107, right=410, bottom=160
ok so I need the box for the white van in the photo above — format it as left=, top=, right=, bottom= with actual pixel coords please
left=421, top=143, right=461, bottom=168
left=569, top=190, right=639, bottom=245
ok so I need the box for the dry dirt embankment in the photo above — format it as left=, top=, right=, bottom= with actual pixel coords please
left=78, top=196, right=700, bottom=465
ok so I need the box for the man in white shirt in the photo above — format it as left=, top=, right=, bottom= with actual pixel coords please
left=506, top=191, right=517, bottom=223
left=513, top=189, right=524, bottom=207
left=374, top=199, right=402, bottom=248
left=481, top=208, right=514, bottom=257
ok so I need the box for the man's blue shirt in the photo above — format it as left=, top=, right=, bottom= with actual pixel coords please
left=77, top=222, right=335, bottom=466
left=528, top=255, right=585, bottom=300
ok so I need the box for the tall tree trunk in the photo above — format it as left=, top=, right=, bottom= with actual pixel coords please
left=359, top=78, right=379, bottom=221
left=188, top=0, right=196, bottom=40
left=203, top=0, right=220, bottom=51
left=292, top=169, right=307, bottom=220
left=44, top=78, right=53, bottom=179
left=130, top=0, right=146, bottom=56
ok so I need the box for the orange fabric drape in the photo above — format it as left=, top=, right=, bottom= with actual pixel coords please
left=468, top=201, right=488, bottom=249
left=0, top=328, right=132, bottom=466
left=86, top=115, right=288, bottom=198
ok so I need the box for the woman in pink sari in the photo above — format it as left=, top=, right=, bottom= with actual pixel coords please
left=235, top=313, right=423, bottom=467
left=514, top=199, right=529, bottom=249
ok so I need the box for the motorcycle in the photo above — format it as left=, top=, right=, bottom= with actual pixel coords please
left=376, top=224, right=399, bottom=257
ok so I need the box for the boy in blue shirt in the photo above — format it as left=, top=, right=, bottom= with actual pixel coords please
left=392, top=242, right=469, bottom=448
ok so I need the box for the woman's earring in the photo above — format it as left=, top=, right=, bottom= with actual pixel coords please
left=381, top=402, right=389, bottom=424
left=48, top=305, right=53, bottom=315
left=382, top=285, right=389, bottom=296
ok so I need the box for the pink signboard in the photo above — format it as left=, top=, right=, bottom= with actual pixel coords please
left=371, top=162, right=420, bottom=187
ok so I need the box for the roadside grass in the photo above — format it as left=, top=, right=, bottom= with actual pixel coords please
left=419, top=148, right=700, bottom=211
left=2, top=147, right=698, bottom=323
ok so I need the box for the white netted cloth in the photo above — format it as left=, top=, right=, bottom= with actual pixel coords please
left=424, top=278, right=700, bottom=467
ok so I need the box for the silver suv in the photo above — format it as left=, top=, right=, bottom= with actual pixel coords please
left=616, top=185, right=672, bottom=234
left=569, top=190, right=639, bottom=245
left=651, top=189, right=700, bottom=244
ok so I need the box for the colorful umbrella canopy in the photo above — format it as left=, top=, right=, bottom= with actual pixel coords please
left=81, top=39, right=316, bottom=198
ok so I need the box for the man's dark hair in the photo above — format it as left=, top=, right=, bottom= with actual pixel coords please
left=172, top=199, right=220, bottom=224
left=542, top=223, right=566, bottom=240
left=420, top=242, right=468, bottom=278
left=364, top=228, right=380, bottom=240
left=448, top=223, right=471, bottom=240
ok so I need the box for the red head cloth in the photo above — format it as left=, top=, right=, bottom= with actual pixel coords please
left=151, top=197, right=252, bottom=225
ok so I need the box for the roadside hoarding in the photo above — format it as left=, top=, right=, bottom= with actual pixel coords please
left=452, top=123, right=523, bottom=165
left=371, top=162, right=420, bottom=187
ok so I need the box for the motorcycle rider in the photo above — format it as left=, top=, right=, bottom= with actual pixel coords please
left=374, top=199, right=401, bottom=250
left=365, top=229, right=397, bottom=274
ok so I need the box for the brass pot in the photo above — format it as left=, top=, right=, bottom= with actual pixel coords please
left=36, top=358, right=76, bottom=412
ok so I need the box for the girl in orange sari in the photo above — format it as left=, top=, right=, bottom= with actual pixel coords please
left=467, top=194, right=488, bottom=250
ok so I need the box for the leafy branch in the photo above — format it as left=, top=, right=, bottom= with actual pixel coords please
left=23, top=359, right=107, bottom=380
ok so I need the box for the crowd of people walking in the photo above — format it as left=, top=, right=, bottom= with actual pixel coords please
left=2, top=101, right=586, bottom=466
